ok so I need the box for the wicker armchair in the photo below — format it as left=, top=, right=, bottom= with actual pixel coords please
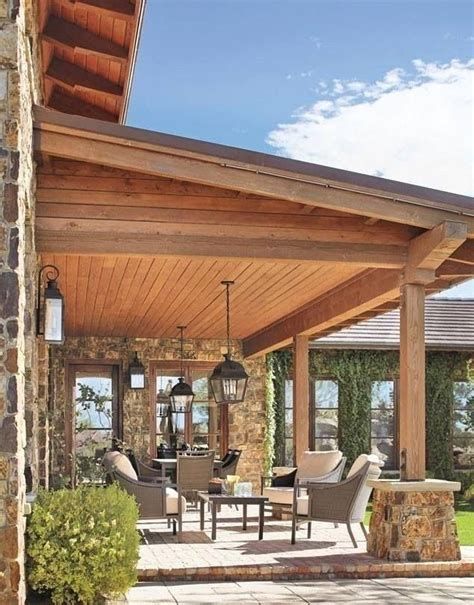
left=102, top=451, right=185, bottom=533
left=261, top=450, right=346, bottom=514
left=291, top=453, right=383, bottom=547
left=126, top=449, right=164, bottom=482
left=215, top=449, right=242, bottom=478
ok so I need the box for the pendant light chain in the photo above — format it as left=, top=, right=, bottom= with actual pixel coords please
left=226, top=282, right=231, bottom=356
left=179, top=326, right=184, bottom=377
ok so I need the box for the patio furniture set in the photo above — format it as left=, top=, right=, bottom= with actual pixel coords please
left=102, top=448, right=383, bottom=548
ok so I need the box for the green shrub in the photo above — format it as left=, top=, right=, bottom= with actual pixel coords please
left=27, top=484, right=139, bottom=604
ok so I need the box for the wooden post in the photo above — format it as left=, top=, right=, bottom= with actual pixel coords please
left=293, top=335, right=310, bottom=465
left=399, top=283, right=426, bottom=481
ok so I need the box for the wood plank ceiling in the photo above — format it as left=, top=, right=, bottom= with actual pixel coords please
left=36, top=157, right=442, bottom=341
left=38, top=0, right=144, bottom=122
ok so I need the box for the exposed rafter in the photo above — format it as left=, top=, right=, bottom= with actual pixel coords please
left=67, top=0, right=136, bottom=21
left=42, top=16, right=128, bottom=64
left=46, top=57, right=123, bottom=99
left=48, top=90, right=117, bottom=123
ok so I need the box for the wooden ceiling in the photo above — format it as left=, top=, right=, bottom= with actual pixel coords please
left=38, top=0, right=144, bottom=122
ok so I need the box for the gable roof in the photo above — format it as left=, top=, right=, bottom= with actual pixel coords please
left=312, top=298, right=474, bottom=351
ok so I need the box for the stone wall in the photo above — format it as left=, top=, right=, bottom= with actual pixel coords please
left=0, top=0, right=41, bottom=601
left=48, top=337, right=268, bottom=488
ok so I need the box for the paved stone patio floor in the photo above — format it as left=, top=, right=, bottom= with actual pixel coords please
left=137, top=505, right=473, bottom=581
left=110, top=576, right=474, bottom=604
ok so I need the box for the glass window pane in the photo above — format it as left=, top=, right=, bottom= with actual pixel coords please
left=192, top=369, right=210, bottom=401
left=285, top=408, right=293, bottom=437
left=315, top=410, right=338, bottom=438
left=315, top=438, right=338, bottom=452
left=192, top=402, right=209, bottom=434
left=371, top=437, right=396, bottom=469
left=315, top=380, right=338, bottom=408
left=284, top=438, right=293, bottom=465
left=371, top=381, right=394, bottom=409
left=285, top=380, right=293, bottom=408
left=371, top=409, right=395, bottom=437
left=75, top=376, right=112, bottom=430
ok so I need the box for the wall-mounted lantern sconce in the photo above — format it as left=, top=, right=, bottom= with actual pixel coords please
left=129, top=351, right=145, bottom=389
left=36, top=265, right=65, bottom=344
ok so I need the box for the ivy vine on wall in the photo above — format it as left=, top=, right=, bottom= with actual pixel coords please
left=267, top=348, right=472, bottom=479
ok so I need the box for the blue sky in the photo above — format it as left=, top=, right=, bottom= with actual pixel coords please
left=128, top=0, right=473, bottom=298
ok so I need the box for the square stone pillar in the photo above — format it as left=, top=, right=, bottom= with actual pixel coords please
left=367, top=479, right=461, bottom=562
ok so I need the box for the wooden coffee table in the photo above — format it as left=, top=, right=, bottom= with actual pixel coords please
left=197, top=492, right=268, bottom=540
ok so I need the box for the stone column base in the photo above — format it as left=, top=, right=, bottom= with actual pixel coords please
left=367, top=479, right=461, bottom=562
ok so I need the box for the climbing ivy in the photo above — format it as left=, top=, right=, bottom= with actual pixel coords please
left=263, top=354, right=276, bottom=475
left=268, top=349, right=471, bottom=478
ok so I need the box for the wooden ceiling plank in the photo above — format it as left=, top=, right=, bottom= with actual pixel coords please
left=100, top=256, right=134, bottom=335
left=89, top=256, right=116, bottom=335
left=75, top=255, right=92, bottom=335
left=48, top=89, right=118, bottom=121
left=66, top=255, right=79, bottom=335
left=42, top=15, right=128, bottom=64
left=81, top=256, right=104, bottom=335
left=46, top=56, right=123, bottom=98
left=69, top=0, right=136, bottom=22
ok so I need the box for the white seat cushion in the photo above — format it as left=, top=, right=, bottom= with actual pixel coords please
left=297, top=450, right=342, bottom=479
left=165, top=487, right=187, bottom=515
left=107, top=451, right=138, bottom=481
left=262, top=486, right=294, bottom=506
left=296, top=495, right=309, bottom=515
left=272, top=466, right=296, bottom=476
left=347, top=453, right=383, bottom=477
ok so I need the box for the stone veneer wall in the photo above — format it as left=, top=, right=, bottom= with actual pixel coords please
left=48, top=337, right=267, bottom=488
left=0, top=1, right=42, bottom=601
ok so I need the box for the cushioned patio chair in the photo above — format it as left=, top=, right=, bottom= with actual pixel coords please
left=291, top=453, right=383, bottom=547
left=176, top=451, right=215, bottom=532
left=261, top=450, right=346, bottom=514
left=126, top=449, right=164, bottom=483
left=102, top=451, right=186, bottom=534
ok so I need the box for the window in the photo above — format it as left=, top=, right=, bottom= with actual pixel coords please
left=284, top=379, right=293, bottom=465
left=453, top=381, right=474, bottom=469
left=67, top=362, right=121, bottom=485
left=314, top=380, right=338, bottom=451
left=151, top=362, right=227, bottom=457
left=371, top=380, right=396, bottom=469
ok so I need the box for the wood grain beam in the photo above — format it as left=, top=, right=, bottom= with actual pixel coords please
left=42, top=15, right=128, bottom=64
left=46, top=57, right=123, bottom=98
left=35, top=229, right=406, bottom=267
left=32, top=108, right=474, bottom=234
left=293, top=335, right=310, bottom=465
left=243, top=269, right=401, bottom=357
left=407, top=221, right=468, bottom=271
left=436, top=260, right=474, bottom=277
left=67, top=0, right=136, bottom=21
left=48, top=90, right=117, bottom=122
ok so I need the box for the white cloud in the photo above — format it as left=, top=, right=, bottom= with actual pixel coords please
left=267, top=59, right=474, bottom=195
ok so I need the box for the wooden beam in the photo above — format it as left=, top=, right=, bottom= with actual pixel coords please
left=68, top=0, right=136, bottom=21
left=42, top=16, right=128, bottom=64
left=293, top=335, right=310, bottom=465
left=436, top=260, right=474, bottom=277
left=46, top=57, right=123, bottom=98
left=48, top=90, right=117, bottom=123
left=35, top=229, right=406, bottom=267
left=407, top=221, right=468, bottom=271
left=450, top=240, right=474, bottom=265
left=243, top=269, right=401, bottom=357
left=32, top=108, right=474, bottom=234
left=399, top=283, right=426, bottom=481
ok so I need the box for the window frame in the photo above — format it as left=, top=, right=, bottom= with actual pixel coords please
left=65, top=359, right=122, bottom=485
left=310, top=377, right=339, bottom=452
left=370, top=378, right=399, bottom=471
left=149, top=360, right=228, bottom=458
left=452, top=380, right=474, bottom=470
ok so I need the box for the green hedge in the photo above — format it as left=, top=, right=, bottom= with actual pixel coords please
left=268, top=349, right=471, bottom=477
left=27, top=484, right=139, bottom=604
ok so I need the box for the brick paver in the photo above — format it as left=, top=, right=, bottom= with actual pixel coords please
left=136, top=505, right=474, bottom=582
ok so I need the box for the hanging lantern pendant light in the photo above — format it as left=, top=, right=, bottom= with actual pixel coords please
left=170, top=326, right=194, bottom=413
left=210, top=281, right=249, bottom=405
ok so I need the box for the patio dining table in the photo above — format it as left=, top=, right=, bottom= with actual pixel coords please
left=152, top=457, right=224, bottom=480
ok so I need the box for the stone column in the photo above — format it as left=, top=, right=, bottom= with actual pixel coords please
left=367, top=479, right=461, bottom=562
left=0, top=1, right=41, bottom=602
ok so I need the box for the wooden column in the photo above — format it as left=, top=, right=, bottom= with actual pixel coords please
left=399, top=283, right=426, bottom=481
left=293, top=335, right=310, bottom=465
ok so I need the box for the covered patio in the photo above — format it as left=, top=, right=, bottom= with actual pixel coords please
left=28, top=104, right=474, bottom=568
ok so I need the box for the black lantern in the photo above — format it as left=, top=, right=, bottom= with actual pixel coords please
left=170, top=326, right=194, bottom=413
left=210, top=281, right=249, bottom=404
left=129, top=351, right=145, bottom=389
left=36, top=265, right=65, bottom=344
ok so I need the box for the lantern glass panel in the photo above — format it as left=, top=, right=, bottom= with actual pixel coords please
left=130, top=371, right=145, bottom=389
left=44, top=297, right=64, bottom=343
left=210, top=375, right=248, bottom=404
